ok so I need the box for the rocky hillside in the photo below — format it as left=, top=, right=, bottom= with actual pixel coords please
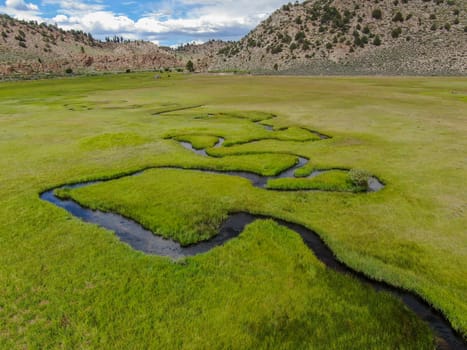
left=204, top=0, right=466, bottom=75
left=175, top=40, right=230, bottom=72
left=2, top=0, right=466, bottom=78
left=0, top=14, right=181, bottom=78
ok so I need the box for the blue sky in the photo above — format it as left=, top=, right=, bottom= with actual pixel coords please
left=1, top=0, right=290, bottom=46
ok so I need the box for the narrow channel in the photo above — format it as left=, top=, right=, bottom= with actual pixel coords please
left=39, top=136, right=465, bottom=349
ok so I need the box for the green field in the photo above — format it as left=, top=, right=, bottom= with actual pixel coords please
left=0, top=73, right=466, bottom=349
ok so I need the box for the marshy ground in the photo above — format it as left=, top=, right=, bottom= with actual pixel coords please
left=0, top=73, right=465, bottom=349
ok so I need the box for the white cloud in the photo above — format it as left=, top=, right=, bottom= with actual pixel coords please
left=1, top=0, right=290, bottom=45
left=0, top=0, right=42, bottom=21
left=170, top=39, right=204, bottom=49
left=5, top=0, right=38, bottom=11
left=56, top=11, right=135, bottom=33
left=42, top=0, right=104, bottom=15
left=135, top=14, right=251, bottom=35
left=51, top=14, right=67, bottom=22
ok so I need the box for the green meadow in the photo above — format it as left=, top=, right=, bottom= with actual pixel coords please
left=0, top=73, right=465, bottom=349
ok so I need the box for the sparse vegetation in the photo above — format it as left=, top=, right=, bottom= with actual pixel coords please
left=0, top=14, right=180, bottom=78
left=391, top=27, right=402, bottom=38
left=186, top=60, right=195, bottom=72
left=393, top=12, right=404, bottom=22
left=372, top=9, right=383, bottom=20
left=373, top=35, right=382, bottom=46
left=194, top=0, right=467, bottom=75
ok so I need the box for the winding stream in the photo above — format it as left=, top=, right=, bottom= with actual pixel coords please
left=39, top=120, right=465, bottom=349
left=180, top=138, right=384, bottom=192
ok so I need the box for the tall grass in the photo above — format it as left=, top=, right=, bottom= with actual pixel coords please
left=0, top=73, right=465, bottom=347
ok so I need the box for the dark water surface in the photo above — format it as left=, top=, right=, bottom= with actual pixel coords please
left=39, top=135, right=465, bottom=349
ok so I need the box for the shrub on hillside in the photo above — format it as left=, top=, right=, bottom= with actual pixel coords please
left=391, top=27, right=402, bottom=38
left=271, top=45, right=283, bottom=54
left=372, top=9, right=383, bottom=20
left=186, top=60, right=194, bottom=72
left=393, top=12, right=404, bottom=22
left=295, top=31, right=305, bottom=41
left=373, top=35, right=382, bottom=46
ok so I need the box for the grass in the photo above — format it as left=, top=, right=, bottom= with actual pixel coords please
left=0, top=73, right=466, bottom=348
left=59, top=168, right=363, bottom=247
left=163, top=111, right=322, bottom=147
left=55, top=169, right=246, bottom=245
left=212, top=153, right=299, bottom=176
left=80, top=132, right=151, bottom=150
left=172, top=134, right=220, bottom=149
left=217, top=111, right=276, bottom=122
left=221, top=126, right=321, bottom=147
left=294, top=162, right=316, bottom=177
left=266, top=170, right=363, bottom=192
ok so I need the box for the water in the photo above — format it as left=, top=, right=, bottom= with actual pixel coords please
left=38, top=130, right=465, bottom=348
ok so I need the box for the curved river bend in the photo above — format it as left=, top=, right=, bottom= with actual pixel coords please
left=40, top=125, right=465, bottom=349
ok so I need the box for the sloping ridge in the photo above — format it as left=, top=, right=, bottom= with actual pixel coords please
left=0, top=14, right=181, bottom=78
left=200, top=0, right=467, bottom=75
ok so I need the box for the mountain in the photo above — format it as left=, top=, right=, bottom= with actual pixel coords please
left=2, top=0, right=466, bottom=78
left=198, top=0, right=467, bottom=75
left=175, top=40, right=230, bottom=72
left=0, top=14, right=181, bottom=79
